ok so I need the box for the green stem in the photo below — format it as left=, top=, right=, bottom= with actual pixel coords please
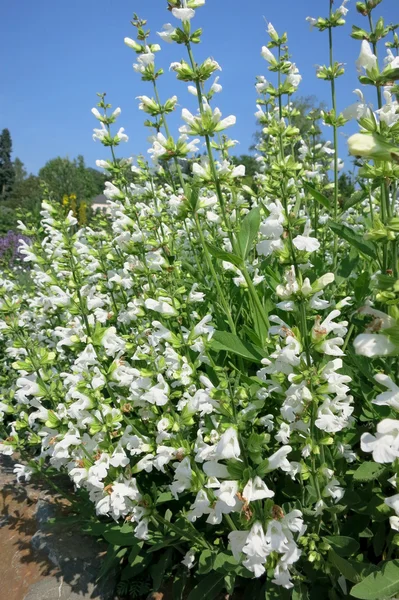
left=193, top=214, right=236, bottom=333
left=328, top=22, right=339, bottom=270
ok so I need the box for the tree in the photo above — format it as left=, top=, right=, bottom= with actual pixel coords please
left=8, top=175, right=43, bottom=227
left=38, top=155, right=106, bottom=204
left=289, top=95, right=327, bottom=141
left=251, top=95, right=327, bottom=152
left=13, top=157, right=28, bottom=184
left=231, top=155, right=259, bottom=178
left=0, top=129, right=15, bottom=200
left=338, top=172, right=356, bottom=201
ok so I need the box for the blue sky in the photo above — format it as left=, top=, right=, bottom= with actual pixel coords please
left=1, top=0, right=397, bottom=175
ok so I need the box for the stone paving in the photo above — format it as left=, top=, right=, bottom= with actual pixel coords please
left=0, top=456, right=115, bottom=600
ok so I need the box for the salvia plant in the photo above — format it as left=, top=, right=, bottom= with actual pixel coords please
left=1, top=0, right=399, bottom=598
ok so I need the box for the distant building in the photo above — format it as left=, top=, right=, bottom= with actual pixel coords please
left=91, top=194, right=111, bottom=214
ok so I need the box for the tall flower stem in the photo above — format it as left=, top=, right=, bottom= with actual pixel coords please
left=151, top=78, right=237, bottom=330
left=185, top=42, right=270, bottom=334
left=328, top=10, right=339, bottom=270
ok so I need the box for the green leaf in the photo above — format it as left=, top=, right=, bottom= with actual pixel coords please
left=328, top=220, right=378, bottom=260
left=373, top=522, right=387, bottom=558
left=236, top=206, right=261, bottom=259
left=128, top=543, right=142, bottom=565
left=343, top=183, right=378, bottom=211
left=213, top=551, right=239, bottom=573
left=147, top=536, right=180, bottom=553
left=97, top=544, right=125, bottom=581
left=353, top=462, right=385, bottom=482
left=205, top=243, right=243, bottom=268
left=329, top=550, right=362, bottom=583
left=256, top=458, right=270, bottom=477
left=121, top=553, right=152, bottom=581
left=325, top=536, right=360, bottom=557
left=350, top=560, right=399, bottom=599
left=187, top=183, right=201, bottom=211
left=303, top=181, right=330, bottom=209
left=173, top=568, right=188, bottom=600
left=151, top=548, right=173, bottom=591
left=226, top=459, right=246, bottom=479
left=198, top=549, right=215, bottom=574
left=103, top=525, right=138, bottom=546
left=224, top=573, right=236, bottom=595
left=156, top=491, right=173, bottom=505
left=292, top=584, right=310, bottom=599
left=187, top=572, right=225, bottom=600
left=211, top=330, right=266, bottom=362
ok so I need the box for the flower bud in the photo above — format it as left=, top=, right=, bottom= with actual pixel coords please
left=124, top=37, right=142, bottom=52
left=348, top=133, right=399, bottom=162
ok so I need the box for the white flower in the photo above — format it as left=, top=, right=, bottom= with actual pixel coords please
left=306, top=16, right=318, bottom=29
left=157, top=23, right=177, bottom=43
left=91, top=107, right=103, bottom=120
left=242, top=522, right=269, bottom=577
left=342, top=89, right=370, bottom=121
left=228, top=529, right=249, bottom=560
left=145, top=298, right=178, bottom=316
left=373, top=374, right=399, bottom=410
left=93, top=122, right=107, bottom=142
left=337, top=0, right=349, bottom=17
left=101, top=327, right=126, bottom=357
left=293, top=220, right=320, bottom=252
left=354, top=307, right=397, bottom=357
left=356, top=40, right=378, bottom=73
left=376, top=90, right=399, bottom=128
left=256, top=75, right=269, bottom=94
left=188, top=489, right=211, bottom=522
left=0, top=443, right=14, bottom=456
left=324, top=478, right=345, bottom=503
left=172, top=7, right=196, bottom=21
left=133, top=51, right=155, bottom=74
left=104, top=182, right=122, bottom=200
left=361, top=419, right=399, bottom=463
left=243, top=477, right=274, bottom=501
left=142, top=375, right=169, bottom=406
left=188, top=284, right=205, bottom=303
left=115, top=127, right=128, bottom=143
left=385, top=494, right=399, bottom=516
left=267, top=446, right=293, bottom=472
left=182, top=549, right=196, bottom=569
left=14, top=463, right=33, bottom=482
left=287, top=63, right=302, bottom=88
left=354, top=333, right=396, bottom=357
left=210, top=76, right=222, bottom=94
left=180, top=101, right=236, bottom=136
left=261, top=46, right=276, bottom=64
left=170, top=457, right=192, bottom=498
left=215, top=428, right=241, bottom=460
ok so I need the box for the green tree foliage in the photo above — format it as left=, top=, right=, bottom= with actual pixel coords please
left=8, top=174, right=43, bottom=228
left=38, top=155, right=106, bottom=204
left=251, top=95, right=327, bottom=152
left=0, top=129, right=16, bottom=200
left=231, top=155, right=259, bottom=178
left=13, top=157, right=28, bottom=184
left=0, top=206, right=18, bottom=234
left=338, top=171, right=356, bottom=201
left=290, top=95, right=327, bottom=140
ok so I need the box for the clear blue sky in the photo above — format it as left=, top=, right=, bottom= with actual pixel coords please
left=1, top=0, right=397, bottom=175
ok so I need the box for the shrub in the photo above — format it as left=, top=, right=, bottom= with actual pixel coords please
left=1, top=1, right=399, bottom=598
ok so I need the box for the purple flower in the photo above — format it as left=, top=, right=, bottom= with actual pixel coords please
left=0, top=231, right=31, bottom=267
